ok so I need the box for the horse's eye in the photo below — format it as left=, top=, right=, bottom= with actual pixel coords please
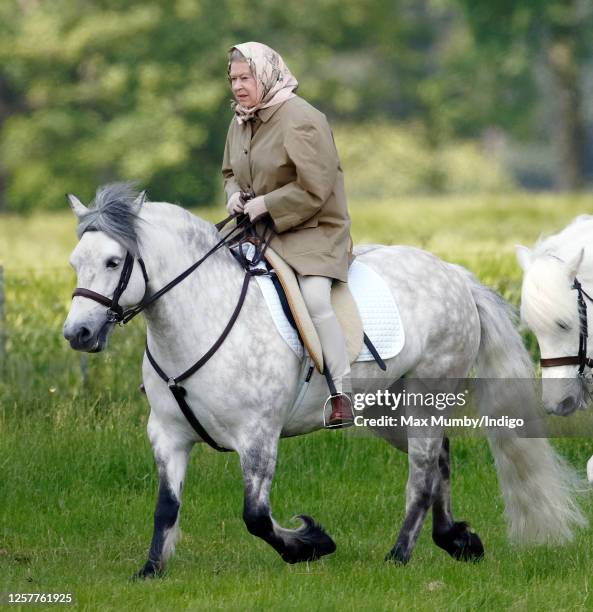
left=106, top=258, right=120, bottom=269
left=555, top=320, right=570, bottom=331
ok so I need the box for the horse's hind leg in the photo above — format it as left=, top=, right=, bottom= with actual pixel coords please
left=431, top=437, right=484, bottom=561
left=385, top=436, right=441, bottom=565
left=136, top=425, right=192, bottom=579
left=239, top=435, right=336, bottom=564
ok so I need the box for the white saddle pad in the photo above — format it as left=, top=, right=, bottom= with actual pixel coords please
left=252, top=256, right=405, bottom=364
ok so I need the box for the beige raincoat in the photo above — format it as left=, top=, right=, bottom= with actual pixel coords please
left=222, top=94, right=353, bottom=282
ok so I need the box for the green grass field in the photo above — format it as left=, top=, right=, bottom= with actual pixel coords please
left=1, top=194, right=593, bottom=611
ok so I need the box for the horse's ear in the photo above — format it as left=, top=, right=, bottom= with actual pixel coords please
left=66, top=194, right=88, bottom=218
left=515, top=245, right=532, bottom=272
left=131, top=190, right=146, bottom=214
left=566, top=248, right=585, bottom=281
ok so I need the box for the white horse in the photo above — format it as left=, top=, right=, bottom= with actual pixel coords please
left=517, top=214, right=593, bottom=482
left=63, top=184, right=584, bottom=577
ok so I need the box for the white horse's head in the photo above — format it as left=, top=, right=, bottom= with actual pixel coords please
left=517, top=241, right=591, bottom=415
left=63, top=183, right=147, bottom=352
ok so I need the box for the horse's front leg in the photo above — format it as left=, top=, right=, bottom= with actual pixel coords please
left=135, top=418, right=192, bottom=579
left=239, top=434, right=336, bottom=564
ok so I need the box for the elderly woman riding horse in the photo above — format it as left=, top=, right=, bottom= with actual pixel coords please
left=222, top=41, right=355, bottom=427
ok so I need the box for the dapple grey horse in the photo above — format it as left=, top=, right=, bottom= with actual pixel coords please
left=63, top=184, right=584, bottom=577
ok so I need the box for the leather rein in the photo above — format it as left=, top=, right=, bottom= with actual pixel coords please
left=540, top=278, right=593, bottom=376
left=71, top=214, right=262, bottom=452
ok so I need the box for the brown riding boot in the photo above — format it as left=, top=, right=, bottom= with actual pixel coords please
left=326, top=393, right=355, bottom=429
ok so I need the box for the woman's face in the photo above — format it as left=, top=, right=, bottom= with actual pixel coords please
left=229, top=60, right=258, bottom=108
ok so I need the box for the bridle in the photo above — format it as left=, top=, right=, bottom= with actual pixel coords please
left=72, top=251, right=149, bottom=323
left=70, top=213, right=266, bottom=453
left=71, top=215, right=251, bottom=325
left=540, top=278, right=593, bottom=376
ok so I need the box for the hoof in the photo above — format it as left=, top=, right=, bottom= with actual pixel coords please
left=433, top=521, right=484, bottom=562
left=385, top=544, right=410, bottom=565
left=132, top=561, right=162, bottom=580
left=280, top=515, right=336, bottom=564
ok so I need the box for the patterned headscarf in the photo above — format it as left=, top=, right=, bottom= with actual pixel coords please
left=228, top=42, right=298, bottom=125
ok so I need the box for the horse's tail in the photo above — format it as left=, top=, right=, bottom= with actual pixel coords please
left=460, top=267, right=587, bottom=544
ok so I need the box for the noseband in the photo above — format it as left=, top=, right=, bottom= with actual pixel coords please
left=540, top=278, right=593, bottom=376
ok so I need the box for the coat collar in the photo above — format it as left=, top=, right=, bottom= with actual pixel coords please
left=257, top=99, right=289, bottom=123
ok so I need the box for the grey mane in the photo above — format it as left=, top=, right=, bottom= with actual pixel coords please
left=77, top=182, right=143, bottom=255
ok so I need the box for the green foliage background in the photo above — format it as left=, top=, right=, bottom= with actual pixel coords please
left=2, top=0, right=592, bottom=212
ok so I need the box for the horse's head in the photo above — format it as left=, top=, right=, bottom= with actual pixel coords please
left=516, top=244, right=591, bottom=415
left=63, top=183, right=148, bottom=352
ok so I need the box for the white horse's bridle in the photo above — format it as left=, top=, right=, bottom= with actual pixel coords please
left=540, top=278, right=593, bottom=377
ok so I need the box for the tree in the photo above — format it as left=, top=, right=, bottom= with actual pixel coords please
left=2, top=0, right=586, bottom=211
left=456, top=0, right=593, bottom=190
left=0, top=0, right=234, bottom=211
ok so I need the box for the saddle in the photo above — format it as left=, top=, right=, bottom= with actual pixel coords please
left=262, top=247, right=363, bottom=373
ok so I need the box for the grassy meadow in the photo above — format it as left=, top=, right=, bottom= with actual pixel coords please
left=1, top=194, right=593, bottom=611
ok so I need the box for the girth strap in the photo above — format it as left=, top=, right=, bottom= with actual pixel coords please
left=363, top=332, right=387, bottom=370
